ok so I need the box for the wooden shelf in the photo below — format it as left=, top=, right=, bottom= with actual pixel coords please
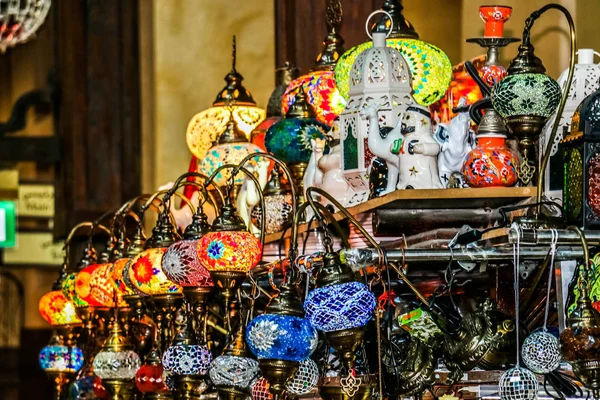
left=264, top=187, right=536, bottom=244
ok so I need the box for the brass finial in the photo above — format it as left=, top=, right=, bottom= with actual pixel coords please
left=102, top=306, right=133, bottom=352
left=217, top=114, right=249, bottom=145
left=316, top=251, right=356, bottom=288
left=171, top=302, right=198, bottom=346
left=266, top=284, right=305, bottom=317
left=213, top=36, right=257, bottom=107
left=223, top=324, right=250, bottom=357
left=507, top=42, right=546, bottom=75
left=285, top=88, right=318, bottom=119
left=267, top=62, right=300, bottom=118
left=76, top=246, right=97, bottom=271
left=211, top=196, right=248, bottom=232
left=313, top=0, right=345, bottom=71
left=373, top=0, right=419, bottom=39
left=145, top=212, right=180, bottom=249
left=183, top=210, right=212, bottom=240
left=124, top=226, right=146, bottom=258
left=477, top=109, right=508, bottom=136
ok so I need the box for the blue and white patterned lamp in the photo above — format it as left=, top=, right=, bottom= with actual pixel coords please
left=39, top=344, right=84, bottom=373
left=247, top=284, right=318, bottom=398
left=304, top=251, right=376, bottom=396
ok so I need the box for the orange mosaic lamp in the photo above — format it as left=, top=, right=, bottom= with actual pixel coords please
left=129, top=247, right=182, bottom=296
left=89, top=262, right=128, bottom=308
left=110, top=258, right=136, bottom=297
left=74, top=263, right=105, bottom=308
left=39, top=290, right=82, bottom=327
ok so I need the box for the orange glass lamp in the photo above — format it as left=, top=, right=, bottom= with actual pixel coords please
left=282, top=0, right=346, bottom=126
left=186, top=36, right=265, bottom=162
left=39, top=289, right=82, bottom=328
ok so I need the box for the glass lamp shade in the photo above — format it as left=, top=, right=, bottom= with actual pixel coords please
left=90, top=263, right=126, bottom=308
left=251, top=377, right=273, bottom=400
left=282, top=71, right=346, bottom=126
left=110, top=258, right=135, bottom=297
left=264, top=118, right=329, bottom=165
left=199, top=142, right=263, bottom=186
left=71, top=374, right=108, bottom=400
left=186, top=106, right=266, bottom=160
left=93, top=350, right=141, bottom=380
left=62, top=272, right=88, bottom=308
left=334, top=38, right=452, bottom=106
left=38, top=290, right=82, bottom=326
left=39, top=345, right=84, bottom=373
left=250, top=193, right=294, bottom=234
left=251, top=117, right=280, bottom=152
left=162, top=240, right=213, bottom=287
left=135, top=364, right=168, bottom=393
left=304, top=281, right=376, bottom=332
left=491, top=73, right=562, bottom=119
left=197, top=231, right=262, bottom=273
left=209, top=355, right=260, bottom=389
left=129, top=248, right=182, bottom=296
left=285, top=358, right=319, bottom=395
left=74, top=264, right=104, bottom=307
left=246, top=314, right=318, bottom=361
left=162, top=344, right=212, bottom=376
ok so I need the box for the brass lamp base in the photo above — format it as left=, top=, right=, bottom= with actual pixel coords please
left=325, top=327, right=366, bottom=371
left=183, top=286, right=213, bottom=333
left=143, top=392, right=174, bottom=400
left=151, top=294, right=184, bottom=351
left=46, top=370, right=76, bottom=400
left=102, top=379, right=135, bottom=400
left=173, top=375, right=202, bottom=400
left=505, top=115, right=547, bottom=186
left=572, top=360, right=600, bottom=399
left=258, top=359, right=299, bottom=398
left=209, top=271, right=246, bottom=302
left=288, top=163, right=308, bottom=203
left=216, top=385, right=251, bottom=400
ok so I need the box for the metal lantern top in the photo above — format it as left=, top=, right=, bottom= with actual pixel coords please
left=563, top=87, right=600, bottom=144
left=0, top=0, right=51, bottom=52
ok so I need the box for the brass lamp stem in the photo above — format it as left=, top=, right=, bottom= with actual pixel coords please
left=535, top=4, right=576, bottom=213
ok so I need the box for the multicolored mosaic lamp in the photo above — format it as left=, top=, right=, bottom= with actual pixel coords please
left=304, top=251, right=376, bottom=396
left=134, top=347, right=169, bottom=396
left=186, top=36, right=265, bottom=160
left=247, top=284, right=318, bottom=398
left=39, top=333, right=85, bottom=400
left=39, top=289, right=82, bottom=328
left=281, top=0, right=346, bottom=126
left=265, top=89, right=329, bottom=195
left=334, top=0, right=452, bottom=107
left=198, top=115, right=263, bottom=187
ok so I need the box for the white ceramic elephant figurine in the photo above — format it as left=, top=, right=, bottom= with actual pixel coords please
left=437, top=98, right=472, bottom=188
left=237, top=160, right=270, bottom=235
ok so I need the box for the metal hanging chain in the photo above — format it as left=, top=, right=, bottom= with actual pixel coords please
left=543, top=229, right=559, bottom=331
left=512, top=223, right=522, bottom=367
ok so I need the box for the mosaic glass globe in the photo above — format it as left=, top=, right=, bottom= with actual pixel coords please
left=162, top=344, right=212, bottom=376
left=246, top=314, right=318, bottom=362
left=38, top=290, right=82, bottom=326
left=334, top=38, right=452, bottom=106
left=39, top=345, right=84, bottom=373
left=285, top=358, right=319, bottom=395
left=282, top=71, right=346, bottom=126
left=197, top=231, right=262, bottom=273
left=71, top=374, right=108, bottom=400
left=74, top=263, right=104, bottom=307
left=498, top=366, right=539, bottom=400
left=93, top=350, right=141, bottom=380
left=209, top=355, right=260, bottom=389
left=250, top=193, right=294, bottom=234
left=251, top=377, right=273, bottom=400
left=304, top=281, right=376, bottom=332
left=199, top=142, right=263, bottom=186
left=264, top=118, right=329, bottom=166
left=491, top=73, right=562, bottom=119
left=62, top=272, right=88, bottom=308
left=110, top=258, right=135, bottom=297
left=90, top=263, right=126, bottom=308
left=129, top=248, right=182, bottom=295
left=135, top=363, right=168, bottom=393
left=162, top=240, right=213, bottom=287
left=521, top=330, right=561, bottom=374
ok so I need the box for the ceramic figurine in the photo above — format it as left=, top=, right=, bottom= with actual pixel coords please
left=237, top=160, right=270, bottom=234
left=360, top=103, right=404, bottom=194
left=392, top=106, right=444, bottom=190
left=437, top=100, right=473, bottom=188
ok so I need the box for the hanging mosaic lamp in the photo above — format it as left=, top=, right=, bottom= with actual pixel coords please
left=285, top=358, right=320, bottom=396
left=247, top=284, right=318, bottom=398
left=250, top=167, right=294, bottom=234
left=186, top=36, right=266, bottom=160
left=39, top=282, right=82, bottom=328
left=304, top=251, right=376, bottom=396
left=265, top=89, right=329, bottom=195
left=40, top=340, right=85, bottom=399
left=198, top=115, right=263, bottom=187
left=252, top=377, right=274, bottom=400
left=282, top=0, right=346, bottom=126
left=334, top=0, right=452, bottom=107
left=134, top=347, right=169, bottom=395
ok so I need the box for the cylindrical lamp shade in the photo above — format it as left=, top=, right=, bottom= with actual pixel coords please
left=282, top=71, right=346, bottom=126
left=264, top=119, right=329, bottom=165
left=304, top=281, right=376, bottom=332
left=162, top=240, right=213, bottom=287
left=162, top=344, right=212, bottom=376
left=129, top=248, right=182, bottom=295
left=491, top=73, right=562, bottom=119
left=197, top=231, right=262, bottom=272
left=93, top=350, right=141, bottom=380
left=39, top=290, right=82, bottom=326
left=39, top=345, right=84, bottom=373
left=246, top=314, right=318, bottom=361
left=209, top=355, right=260, bottom=389
left=335, top=39, right=452, bottom=106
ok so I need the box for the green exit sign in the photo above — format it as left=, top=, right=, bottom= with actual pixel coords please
left=0, top=201, right=16, bottom=248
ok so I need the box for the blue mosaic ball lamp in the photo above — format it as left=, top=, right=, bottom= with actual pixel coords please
left=162, top=304, right=212, bottom=398
left=304, top=251, right=376, bottom=395
left=264, top=89, right=329, bottom=197
left=247, top=284, right=318, bottom=398
left=490, top=15, right=562, bottom=185
left=39, top=336, right=85, bottom=400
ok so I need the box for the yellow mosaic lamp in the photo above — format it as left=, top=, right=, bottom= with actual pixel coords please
left=39, top=289, right=82, bottom=327
left=186, top=36, right=265, bottom=160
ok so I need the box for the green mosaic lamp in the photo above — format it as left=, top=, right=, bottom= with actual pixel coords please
left=334, top=0, right=452, bottom=107
left=491, top=13, right=562, bottom=185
